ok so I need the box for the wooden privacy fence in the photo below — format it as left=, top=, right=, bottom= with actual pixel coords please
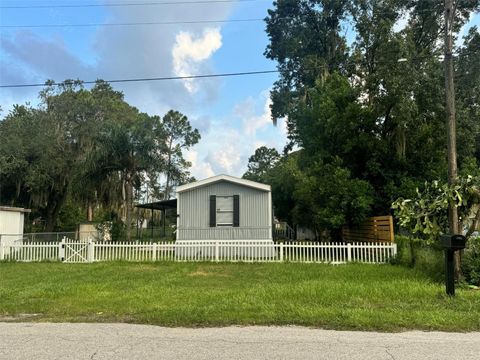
left=0, top=238, right=397, bottom=264
left=342, top=216, right=395, bottom=243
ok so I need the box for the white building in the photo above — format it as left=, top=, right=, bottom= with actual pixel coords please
left=0, top=206, right=31, bottom=247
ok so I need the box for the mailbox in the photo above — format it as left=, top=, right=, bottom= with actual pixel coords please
left=441, top=234, right=466, bottom=250
left=441, top=234, right=466, bottom=296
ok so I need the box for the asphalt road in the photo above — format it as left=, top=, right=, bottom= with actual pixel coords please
left=0, top=323, right=479, bottom=360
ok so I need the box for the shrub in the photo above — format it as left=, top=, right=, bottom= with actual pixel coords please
left=462, top=237, right=480, bottom=286
left=394, top=235, right=444, bottom=282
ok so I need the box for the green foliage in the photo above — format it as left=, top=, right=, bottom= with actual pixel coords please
left=265, top=0, right=349, bottom=120
left=56, top=198, right=88, bottom=231
left=94, top=211, right=126, bottom=242
left=158, top=110, right=201, bottom=200
left=244, top=149, right=374, bottom=236
left=462, top=237, right=480, bottom=286
left=391, top=235, right=412, bottom=266
left=0, top=81, right=199, bottom=232
left=263, top=152, right=299, bottom=225
left=263, top=0, right=480, bottom=234
left=243, top=151, right=299, bottom=225
left=292, top=160, right=374, bottom=231
left=457, top=27, right=480, bottom=163
left=243, top=146, right=281, bottom=183
left=392, top=176, right=480, bottom=243
left=244, top=74, right=377, bottom=235
left=394, top=235, right=444, bottom=282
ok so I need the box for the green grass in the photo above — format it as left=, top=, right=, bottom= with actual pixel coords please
left=0, top=262, right=479, bottom=331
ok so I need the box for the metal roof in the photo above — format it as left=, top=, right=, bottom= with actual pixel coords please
left=0, top=206, right=31, bottom=213
left=135, top=199, right=177, bottom=210
left=176, top=174, right=271, bottom=193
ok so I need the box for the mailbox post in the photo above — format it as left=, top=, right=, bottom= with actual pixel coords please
left=441, top=234, right=466, bottom=296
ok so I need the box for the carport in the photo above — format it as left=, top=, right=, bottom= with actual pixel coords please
left=135, top=199, right=177, bottom=240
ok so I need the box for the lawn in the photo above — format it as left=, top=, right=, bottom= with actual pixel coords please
left=0, top=262, right=479, bottom=331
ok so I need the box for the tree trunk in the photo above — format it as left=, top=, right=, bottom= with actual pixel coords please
left=121, top=176, right=127, bottom=223
left=164, top=138, right=173, bottom=200
left=44, top=182, right=69, bottom=232
left=125, top=172, right=134, bottom=241
left=87, top=202, right=93, bottom=222
left=444, top=0, right=461, bottom=279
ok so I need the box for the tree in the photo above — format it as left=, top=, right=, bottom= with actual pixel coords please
left=87, top=107, right=165, bottom=240
left=243, top=146, right=281, bottom=183
left=242, top=148, right=374, bottom=239
left=289, top=155, right=374, bottom=237
left=392, top=175, right=480, bottom=243
left=0, top=80, right=99, bottom=231
left=0, top=81, right=199, bottom=235
left=265, top=0, right=349, bottom=127
left=0, top=105, right=37, bottom=207
left=263, top=152, right=300, bottom=225
left=160, top=110, right=200, bottom=200
left=264, top=0, right=479, bottom=217
left=456, top=27, right=480, bottom=166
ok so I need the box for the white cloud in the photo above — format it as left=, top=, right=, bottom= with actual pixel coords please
left=172, top=28, right=222, bottom=93
left=186, top=90, right=288, bottom=180
left=235, top=91, right=273, bottom=136
left=204, top=130, right=243, bottom=174
left=278, top=116, right=288, bottom=138
left=1, top=3, right=234, bottom=114
left=0, top=6, right=289, bottom=183
left=185, top=150, right=215, bottom=179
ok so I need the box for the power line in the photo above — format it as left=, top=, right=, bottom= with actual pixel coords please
left=0, top=51, right=476, bottom=89
left=0, top=0, right=261, bottom=9
left=0, top=18, right=265, bottom=29
left=0, top=7, right=466, bottom=30
left=0, top=70, right=279, bottom=89
left=0, top=9, right=460, bottom=30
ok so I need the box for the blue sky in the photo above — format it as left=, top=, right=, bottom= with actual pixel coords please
left=0, top=1, right=478, bottom=180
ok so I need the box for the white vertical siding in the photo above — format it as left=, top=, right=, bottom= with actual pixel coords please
left=177, top=181, right=271, bottom=240
left=0, top=210, right=25, bottom=246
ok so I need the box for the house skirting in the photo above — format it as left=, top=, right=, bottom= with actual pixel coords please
left=174, top=239, right=276, bottom=259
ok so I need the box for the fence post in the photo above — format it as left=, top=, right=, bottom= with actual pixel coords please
left=280, top=242, right=284, bottom=262
left=87, top=239, right=94, bottom=263
left=347, top=242, right=352, bottom=262
left=152, top=243, right=157, bottom=262
left=392, top=243, right=398, bottom=258
left=215, top=240, right=219, bottom=262
left=0, top=239, right=4, bottom=261
left=59, top=237, right=66, bottom=262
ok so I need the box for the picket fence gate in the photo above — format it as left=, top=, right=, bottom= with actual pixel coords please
left=0, top=237, right=397, bottom=264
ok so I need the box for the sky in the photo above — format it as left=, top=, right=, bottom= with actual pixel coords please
left=0, top=0, right=479, bottom=181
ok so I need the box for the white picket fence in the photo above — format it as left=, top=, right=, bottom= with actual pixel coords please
left=0, top=237, right=397, bottom=264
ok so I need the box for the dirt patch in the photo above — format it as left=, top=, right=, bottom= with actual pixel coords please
left=188, top=266, right=231, bottom=277
left=0, top=313, right=43, bottom=322
left=188, top=270, right=210, bottom=277
left=126, top=265, right=160, bottom=272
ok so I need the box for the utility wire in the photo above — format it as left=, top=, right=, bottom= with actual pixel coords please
left=1, top=50, right=476, bottom=89
left=0, top=8, right=448, bottom=29
left=0, top=7, right=460, bottom=29
left=0, top=18, right=265, bottom=29
left=0, top=70, right=279, bottom=89
left=0, top=0, right=261, bottom=9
